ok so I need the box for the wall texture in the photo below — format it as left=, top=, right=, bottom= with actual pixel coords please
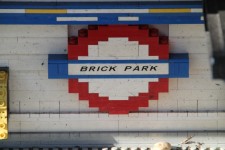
left=0, top=24, right=225, bottom=148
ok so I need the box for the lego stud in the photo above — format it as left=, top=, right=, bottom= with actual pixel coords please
left=0, top=133, right=6, bottom=139
left=0, top=89, right=6, bottom=98
left=0, top=123, right=5, bottom=129
left=68, top=36, right=78, bottom=45
left=0, top=102, right=5, bottom=107
left=139, top=25, right=149, bottom=30
left=0, top=71, right=6, bottom=80
left=159, top=36, right=169, bottom=45
left=88, top=25, right=98, bottom=30
left=149, top=28, right=159, bottom=37
left=78, top=29, right=88, bottom=37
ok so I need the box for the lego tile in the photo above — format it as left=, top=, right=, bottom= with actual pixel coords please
left=178, top=78, right=225, bottom=90
left=0, top=25, right=67, bottom=38
left=169, top=24, right=205, bottom=38
left=108, top=37, right=129, bottom=43
left=9, top=70, right=47, bottom=81
left=218, top=100, right=225, bottom=111
left=9, top=101, right=20, bottom=113
left=169, top=78, right=178, bottom=90
left=118, top=17, right=139, bottom=21
left=20, top=101, right=40, bottom=113
left=39, top=101, right=60, bottom=113
left=158, top=96, right=178, bottom=112
left=9, top=79, right=41, bottom=91
left=197, top=100, right=218, bottom=111
left=9, top=56, right=48, bottom=71
left=98, top=40, right=139, bottom=57
left=169, top=37, right=207, bottom=54
left=0, top=37, right=67, bottom=55
left=178, top=100, right=197, bottom=112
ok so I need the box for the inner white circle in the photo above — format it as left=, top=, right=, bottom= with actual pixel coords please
left=78, top=37, right=159, bottom=100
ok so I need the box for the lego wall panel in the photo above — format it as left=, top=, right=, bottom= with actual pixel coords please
left=0, top=24, right=225, bottom=148
left=0, top=24, right=223, bottom=114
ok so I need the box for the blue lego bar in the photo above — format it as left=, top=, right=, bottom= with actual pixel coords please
left=48, top=53, right=189, bottom=79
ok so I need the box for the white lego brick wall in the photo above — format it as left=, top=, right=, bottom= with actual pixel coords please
left=0, top=24, right=225, bottom=114
left=1, top=24, right=225, bottom=147
left=4, top=25, right=225, bottom=113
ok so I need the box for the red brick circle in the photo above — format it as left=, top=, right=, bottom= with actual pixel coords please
left=68, top=25, right=169, bottom=114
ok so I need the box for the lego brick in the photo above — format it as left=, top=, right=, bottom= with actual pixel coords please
left=20, top=101, right=40, bottom=113
left=48, top=64, right=58, bottom=79
left=48, top=54, right=68, bottom=63
left=39, top=101, right=60, bottom=113
left=178, top=63, right=189, bottom=77
left=87, top=45, right=98, bottom=57
left=169, top=24, right=205, bottom=38
left=170, top=37, right=207, bottom=54
left=0, top=25, right=67, bottom=38
left=58, top=64, right=68, bottom=77
left=178, top=100, right=198, bottom=112
left=0, top=69, right=8, bottom=140
left=138, top=45, right=150, bottom=57
left=0, top=37, right=67, bottom=55
left=98, top=40, right=139, bottom=57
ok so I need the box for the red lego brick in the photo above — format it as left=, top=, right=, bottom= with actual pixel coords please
left=139, top=24, right=149, bottom=30
left=68, top=36, right=78, bottom=45
left=158, top=78, right=169, bottom=93
left=68, top=79, right=79, bottom=93
left=88, top=25, right=98, bottom=30
left=78, top=28, right=88, bottom=37
left=68, top=45, right=88, bottom=60
left=149, top=28, right=159, bottom=37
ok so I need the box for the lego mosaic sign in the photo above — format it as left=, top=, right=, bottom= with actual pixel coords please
left=48, top=25, right=189, bottom=114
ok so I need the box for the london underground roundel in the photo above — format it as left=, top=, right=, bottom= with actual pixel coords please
left=48, top=25, right=189, bottom=114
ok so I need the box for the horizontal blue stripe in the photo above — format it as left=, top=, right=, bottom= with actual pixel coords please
left=0, top=1, right=202, bottom=9
left=0, top=13, right=204, bottom=24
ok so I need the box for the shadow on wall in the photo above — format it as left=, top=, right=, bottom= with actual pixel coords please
left=0, top=132, right=117, bottom=148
